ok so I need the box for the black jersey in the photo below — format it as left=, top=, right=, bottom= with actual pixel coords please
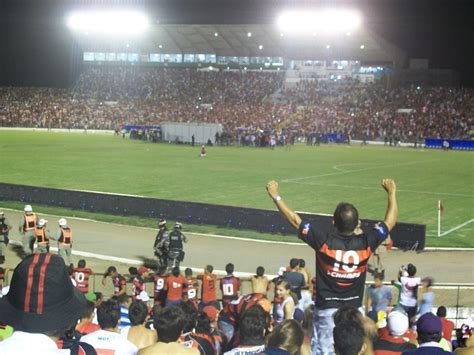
left=298, top=220, right=389, bottom=309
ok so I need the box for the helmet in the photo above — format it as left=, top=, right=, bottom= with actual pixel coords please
left=175, top=222, right=182, bottom=230
left=58, top=218, right=67, bottom=227
left=158, top=219, right=167, bottom=228
left=38, top=219, right=48, bottom=228
left=24, top=205, right=33, bottom=213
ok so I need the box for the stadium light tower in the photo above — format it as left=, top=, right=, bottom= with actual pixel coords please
left=66, top=10, right=149, bottom=35
left=276, top=9, right=361, bottom=34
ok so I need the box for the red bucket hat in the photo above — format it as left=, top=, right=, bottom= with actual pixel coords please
left=0, top=254, right=87, bottom=333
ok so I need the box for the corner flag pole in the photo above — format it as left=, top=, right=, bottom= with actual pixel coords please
left=437, top=200, right=442, bottom=237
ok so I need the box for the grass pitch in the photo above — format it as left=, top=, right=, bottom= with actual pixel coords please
left=0, top=130, right=472, bottom=247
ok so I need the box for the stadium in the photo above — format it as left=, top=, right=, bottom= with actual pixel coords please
left=0, top=0, right=473, bottom=354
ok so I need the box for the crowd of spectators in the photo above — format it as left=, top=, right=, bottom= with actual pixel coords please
left=0, top=250, right=472, bottom=354
left=1, top=66, right=472, bottom=142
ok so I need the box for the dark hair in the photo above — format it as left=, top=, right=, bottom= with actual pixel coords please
left=240, top=306, right=268, bottom=343
left=185, top=267, right=193, bottom=277
left=334, top=306, right=362, bottom=326
left=333, top=202, right=359, bottom=234
left=179, top=301, right=198, bottom=333
left=225, top=263, right=234, bottom=275
left=129, top=300, right=149, bottom=326
left=158, top=266, right=167, bottom=275
left=67, top=264, right=74, bottom=276
left=195, top=312, right=212, bottom=335
left=97, top=299, right=121, bottom=329
left=105, top=266, right=117, bottom=276
left=129, top=267, right=138, bottom=275
left=436, top=306, right=447, bottom=318
left=266, top=319, right=304, bottom=354
left=115, top=294, right=131, bottom=305
left=78, top=259, right=86, bottom=268
left=206, top=265, right=214, bottom=273
left=154, top=305, right=186, bottom=343
left=94, top=292, right=103, bottom=303
left=418, top=332, right=442, bottom=344
left=289, top=258, right=299, bottom=269
left=374, top=272, right=385, bottom=281
left=299, top=259, right=306, bottom=268
left=407, top=264, right=417, bottom=276
left=333, top=320, right=365, bottom=355
left=256, top=266, right=265, bottom=277
left=81, top=301, right=96, bottom=320
left=172, top=266, right=180, bottom=277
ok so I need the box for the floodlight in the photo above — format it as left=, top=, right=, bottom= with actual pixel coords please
left=158, top=44, right=163, bottom=49
left=247, top=32, right=252, bottom=37
left=326, top=44, right=331, bottom=49
left=276, top=9, right=361, bottom=33
left=214, top=32, right=219, bottom=37
left=360, top=44, right=365, bottom=49
left=66, top=10, right=149, bottom=35
left=258, top=44, right=263, bottom=50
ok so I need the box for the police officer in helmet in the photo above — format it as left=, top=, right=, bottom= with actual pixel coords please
left=167, top=222, right=187, bottom=268
left=154, top=219, right=170, bottom=267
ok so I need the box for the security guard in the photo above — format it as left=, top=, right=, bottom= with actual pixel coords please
left=18, top=205, right=37, bottom=255
left=34, top=219, right=51, bottom=253
left=154, top=219, right=170, bottom=267
left=167, top=222, right=188, bottom=268
left=57, top=218, right=73, bottom=266
left=0, top=211, right=12, bottom=264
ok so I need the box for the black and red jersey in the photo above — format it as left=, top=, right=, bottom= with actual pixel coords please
left=220, top=275, right=241, bottom=304
left=180, top=332, right=217, bottom=355
left=298, top=220, right=388, bottom=309
left=219, top=293, right=266, bottom=327
left=132, top=275, right=145, bottom=299
left=153, top=273, right=167, bottom=305
left=113, top=273, right=126, bottom=295
left=73, top=267, right=92, bottom=293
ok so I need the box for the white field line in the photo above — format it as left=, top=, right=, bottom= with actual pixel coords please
left=281, top=159, right=439, bottom=183
left=426, top=218, right=474, bottom=237
left=3, top=208, right=474, bottom=251
left=285, top=181, right=474, bottom=198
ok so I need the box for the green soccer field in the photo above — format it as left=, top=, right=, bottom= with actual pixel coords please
left=0, top=130, right=473, bottom=246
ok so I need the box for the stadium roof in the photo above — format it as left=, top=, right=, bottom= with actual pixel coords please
left=74, top=23, right=405, bottom=64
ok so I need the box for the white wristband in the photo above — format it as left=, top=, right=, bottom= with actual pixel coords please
left=275, top=195, right=282, bottom=202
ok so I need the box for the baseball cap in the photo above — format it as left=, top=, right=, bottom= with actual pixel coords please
left=0, top=254, right=87, bottom=333
left=203, top=305, right=219, bottom=322
left=388, top=310, right=409, bottom=336
left=416, top=312, right=442, bottom=334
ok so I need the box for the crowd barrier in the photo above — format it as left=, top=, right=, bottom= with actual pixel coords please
left=425, top=138, right=474, bottom=150
left=0, top=182, right=425, bottom=250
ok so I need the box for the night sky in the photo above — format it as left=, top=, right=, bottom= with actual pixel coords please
left=1, top=0, right=473, bottom=86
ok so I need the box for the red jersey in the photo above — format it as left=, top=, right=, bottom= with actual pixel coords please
left=113, top=273, right=126, bottom=295
left=198, top=273, right=217, bottom=304
left=76, top=322, right=100, bottom=335
left=73, top=267, right=92, bottom=293
left=132, top=275, right=145, bottom=299
left=166, top=275, right=186, bottom=301
left=180, top=332, right=216, bottom=355
left=219, top=293, right=266, bottom=327
left=440, top=317, right=455, bottom=343
left=153, top=274, right=168, bottom=305
left=220, top=275, right=241, bottom=304
left=183, top=277, right=200, bottom=304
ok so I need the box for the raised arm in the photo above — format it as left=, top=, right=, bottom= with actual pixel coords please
left=382, top=179, right=398, bottom=231
left=266, top=180, right=302, bottom=230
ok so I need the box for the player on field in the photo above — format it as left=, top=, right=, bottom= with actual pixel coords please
left=220, top=263, right=241, bottom=306
left=266, top=178, right=398, bottom=354
left=73, top=259, right=93, bottom=293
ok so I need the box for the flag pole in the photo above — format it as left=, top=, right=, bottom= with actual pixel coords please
left=437, top=200, right=441, bottom=237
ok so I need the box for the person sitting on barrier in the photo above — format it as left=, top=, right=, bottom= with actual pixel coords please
left=102, top=265, right=127, bottom=296
left=251, top=266, right=270, bottom=296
